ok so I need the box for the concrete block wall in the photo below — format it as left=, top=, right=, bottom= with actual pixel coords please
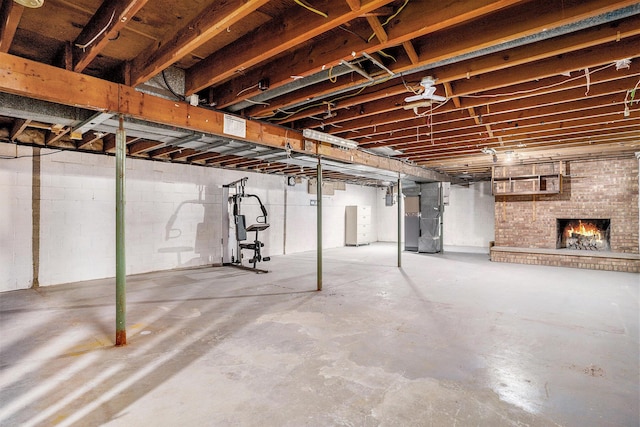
left=284, top=180, right=378, bottom=254
left=494, top=156, right=639, bottom=254
left=0, top=143, right=379, bottom=292
left=0, top=144, right=33, bottom=291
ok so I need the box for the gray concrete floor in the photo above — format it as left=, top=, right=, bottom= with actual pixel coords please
left=1, top=243, right=638, bottom=426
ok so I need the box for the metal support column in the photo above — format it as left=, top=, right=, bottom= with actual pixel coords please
left=397, top=176, right=402, bottom=268
left=115, top=115, right=126, bottom=346
left=316, top=157, right=323, bottom=291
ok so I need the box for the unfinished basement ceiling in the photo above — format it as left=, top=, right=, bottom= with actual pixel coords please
left=0, top=0, right=639, bottom=182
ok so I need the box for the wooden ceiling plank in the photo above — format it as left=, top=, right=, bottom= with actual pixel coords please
left=130, top=0, right=271, bottom=87
left=73, top=0, right=150, bottom=73
left=0, top=0, right=23, bottom=53
left=185, top=0, right=398, bottom=95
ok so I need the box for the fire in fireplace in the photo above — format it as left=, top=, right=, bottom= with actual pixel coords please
left=557, top=219, right=611, bottom=251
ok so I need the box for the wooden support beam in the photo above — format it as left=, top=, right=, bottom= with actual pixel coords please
left=10, top=118, right=29, bottom=141
left=0, top=0, right=23, bottom=53
left=73, top=0, right=150, bottom=73
left=467, top=107, right=481, bottom=125
left=234, top=0, right=637, bottom=115
left=214, top=0, right=522, bottom=107
left=171, top=148, right=199, bottom=161
left=0, top=51, right=448, bottom=181
left=105, top=135, right=142, bottom=153
left=366, top=16, right=388, bottom=43
left=45, top=127, right=70, bottom=145
left=185, top=0, right=397, bottom=95
left=402, top=41, right=419, bottom=64
left=443, top=82, right=461, bottom=109
left=344, top=0, right=360, bottom=11
left=130, top=0, right=270, bottom=86
left=76, top=131, right=104, bottom=149
left=187, top=152, right=221, bottom=163
left=351, top=73, right=640, bottom=143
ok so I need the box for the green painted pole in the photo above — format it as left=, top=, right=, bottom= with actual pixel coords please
left=317, top=157, right=322, bottom=291
left=115, top=115, right=127, bottom=346
left=397, top=176, right=402, bottom=268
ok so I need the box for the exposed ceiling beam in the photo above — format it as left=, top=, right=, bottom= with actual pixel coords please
left=185, top=0, right=398, bottom=94
left=129, top=0, right=270, bottom=87
left=10, top=118, right=29, bottom=141
left=214, top=0, right=523, bottom=108
left=73, top=0, right=150, bottom=73
left=0, top=0, right=23, bottom=53
left=326, top=42, right=640, bottom=135
left=347, top=70, right=640, bottom=141
left=0, top=52, right=447, bottom=181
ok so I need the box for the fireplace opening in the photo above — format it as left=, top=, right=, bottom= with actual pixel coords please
left=556, top=219, right=610, bottom=251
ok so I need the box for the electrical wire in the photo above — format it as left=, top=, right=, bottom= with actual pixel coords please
left=293, top=0, right=328, bottom=18
left=463, top=62, right=616, bottom=99
left=328, top=66, right=337, bottom=83
left=244, top=98, right=271, bottom=106
left=338, top=25, right=369, bottom=43
left=75, top=10, right=116, bottom=50
left=0, top=149, right=64, bottom=160
left=377, top=50, right=396, bottom=62
left=367, top=0, right=410, bottom=42
left=237, top=83, right=259, bottom=97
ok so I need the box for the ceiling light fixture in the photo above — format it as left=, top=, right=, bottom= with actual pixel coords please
left=14, top=0, right=44, bottom=7
left=404, top=77, right=447, bottom=103
left=303, top=129, right=358, bottom=149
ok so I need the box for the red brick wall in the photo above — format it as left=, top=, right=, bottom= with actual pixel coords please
left=494, top=156, right=639, bottom=254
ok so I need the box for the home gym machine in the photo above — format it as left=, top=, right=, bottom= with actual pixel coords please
left=222, top=177, right=270, bottom=272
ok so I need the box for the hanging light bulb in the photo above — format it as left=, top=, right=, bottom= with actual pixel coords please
left=14, top=0, right=44, bottom=7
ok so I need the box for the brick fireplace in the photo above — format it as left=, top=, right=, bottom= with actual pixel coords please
left=556, top=218, right=610, bottom=251
left=490, top=155, right=640, bottom=272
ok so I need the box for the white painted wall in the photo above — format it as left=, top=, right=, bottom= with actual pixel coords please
left=376, top=187, right=403, bottom=242
left=0, top=143, right=380, bottom=291
left=443, top=182, right=495, bottom=253
left=284, top=180, right=378, bottom=254
left=0, top=144, right=33, bottom=291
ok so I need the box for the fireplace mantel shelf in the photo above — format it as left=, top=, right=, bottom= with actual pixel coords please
left=492, top=161, right=563, bottom=196
left=491, top=246, right=640, bottom=260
